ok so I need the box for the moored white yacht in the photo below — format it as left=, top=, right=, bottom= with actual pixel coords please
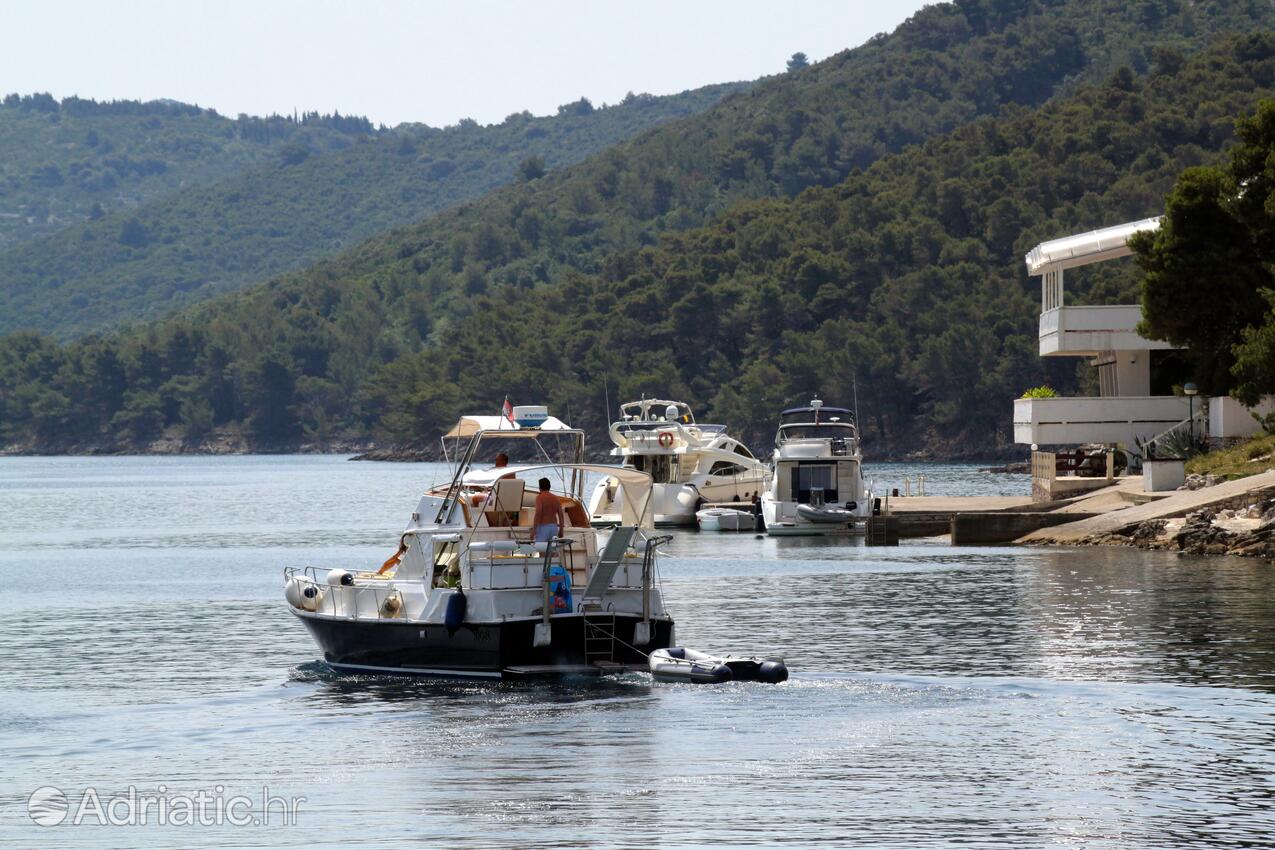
left=587, top=399, right=768, bottom=527
left=761, top=399, right=871, bottom=536
left=284, top=407, right=674, bottom=678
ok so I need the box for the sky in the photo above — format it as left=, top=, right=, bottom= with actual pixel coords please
left=1, top=0, right=931, bottom=128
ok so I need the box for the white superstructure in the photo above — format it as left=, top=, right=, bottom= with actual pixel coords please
left=761, top=399, right=871, bottom=536
left=588, top=399, right=768, bottom=527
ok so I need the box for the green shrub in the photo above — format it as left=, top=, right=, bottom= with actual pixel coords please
left=1020, top=386, right=1059, bottom=399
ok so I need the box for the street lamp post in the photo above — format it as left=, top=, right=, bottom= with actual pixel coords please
left=1184, top=382, right=1198, bottom=450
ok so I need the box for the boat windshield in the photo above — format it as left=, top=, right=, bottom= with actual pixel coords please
left=779, top=407, right=851, bottom=426
left=778, top=423, right=855, bottom=441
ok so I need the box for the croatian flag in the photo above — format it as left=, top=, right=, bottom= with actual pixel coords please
left=502, top=397, right=514, bottom=424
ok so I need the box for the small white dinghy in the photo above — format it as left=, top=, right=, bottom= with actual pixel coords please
left=649, top=647, right=788, bottom=684
left=696, top=506, right=755, bottom=532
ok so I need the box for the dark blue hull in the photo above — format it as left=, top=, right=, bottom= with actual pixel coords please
left=297, top=612, right=674, bottom=678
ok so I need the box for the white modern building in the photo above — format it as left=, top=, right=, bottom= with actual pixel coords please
left=1014, top=217, right=1273, bottom=497
left=1014, top=218, right=1199, bottom=496
left=1012, top=217, right=1198, bottom=450
left=1014, top=217, right=1274, bottom=453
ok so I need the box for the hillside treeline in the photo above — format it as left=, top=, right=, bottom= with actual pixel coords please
left=0, top=94, right=380, bottom=251
left=0, top=84, right=747, bottom=337
left=376, top=36, right=1275, bottom=453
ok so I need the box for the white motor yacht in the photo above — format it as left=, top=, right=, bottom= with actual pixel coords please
left=761, top=399, right=872, bottom=536
left=284, top=406, right=674, bottom=678
left=588, top=399, right=768, bottom=527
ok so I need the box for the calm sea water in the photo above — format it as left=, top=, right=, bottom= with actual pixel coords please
left=2, top=456, right=1273, bottom=848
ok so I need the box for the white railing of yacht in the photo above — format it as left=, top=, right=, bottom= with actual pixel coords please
left=284, top=566, right=406, bottom=621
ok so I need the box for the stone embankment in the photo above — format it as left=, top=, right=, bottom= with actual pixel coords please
left=1020, top=469, right=1275, bottom=560
left=1087, top=497, right=1275, bottom=559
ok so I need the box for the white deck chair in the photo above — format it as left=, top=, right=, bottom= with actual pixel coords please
left=487, top=477, right=525, bottom=526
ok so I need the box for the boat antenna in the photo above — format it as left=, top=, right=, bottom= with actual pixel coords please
left=604, top=375, right=611, bottom=424
left=853, top=372, right=861, bottom=430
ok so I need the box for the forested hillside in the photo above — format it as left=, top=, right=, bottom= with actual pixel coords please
left=1, top=1, right=1273, bottom=456
left=0, top=95, right=374, bottom=250
left=422, top=37, right=1275, bottom=455
left=0, top=84, right=746, bottom=337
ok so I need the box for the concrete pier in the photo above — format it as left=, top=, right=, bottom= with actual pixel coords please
left=887, top=495, right=1038, bottom=537
left=878, top=471, right=1275, bottom=545
left=951, top=511, right=1099, bottom=544
left=1018, top=469, right=1275, bottom=544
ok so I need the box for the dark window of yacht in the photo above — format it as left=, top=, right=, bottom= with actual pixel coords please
left=648, top=454, right=678, bottom=484
left=781, top=424, right=853, bottom=441
left=791, top=463, right=837, bottom=504
left=732, top=443, right=755, bottom=460
left=709, top=461, right=746, bottom=477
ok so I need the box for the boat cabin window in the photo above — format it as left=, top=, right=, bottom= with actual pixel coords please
left=709, top=461, right=748, bottom=478
left=732, top=443, right=755, bottom=460
left=791, top=463, right=837, bottom=504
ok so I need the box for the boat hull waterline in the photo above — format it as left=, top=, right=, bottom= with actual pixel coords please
left=297, top=610, right=674, bottom=679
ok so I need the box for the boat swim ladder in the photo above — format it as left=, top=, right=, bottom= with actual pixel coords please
left=634, top=534, right=672, bottom=647
left=584, top=613, right=617, bottom=665
left=533, top=538, right=573, bottom=648
left=578, top=534, right=673, bottom=662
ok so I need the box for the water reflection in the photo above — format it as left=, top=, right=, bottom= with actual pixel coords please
left=3, top=456, right=1274, bottom=848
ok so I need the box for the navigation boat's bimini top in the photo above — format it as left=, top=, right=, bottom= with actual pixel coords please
left=283, top=407, right=675, bottom=678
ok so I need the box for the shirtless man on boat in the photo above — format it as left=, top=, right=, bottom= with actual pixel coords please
left=533, top=477, right=566, bottom=543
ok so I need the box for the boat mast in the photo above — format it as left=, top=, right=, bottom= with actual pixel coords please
left=853, top=373, right=861, bottom=433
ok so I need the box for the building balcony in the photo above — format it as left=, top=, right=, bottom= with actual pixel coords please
left=1013, top=396, right=1190, bottom=447
left=1038, top=306, right=1176, bottom=357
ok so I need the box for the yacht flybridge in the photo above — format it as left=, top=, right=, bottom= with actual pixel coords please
left=284, top=406, right=674, bottom=678
left=761, top=399, right=871, bottom=536
left=588, top=399, right=768, bottom=527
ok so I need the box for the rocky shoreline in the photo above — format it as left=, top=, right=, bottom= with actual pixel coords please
left=1082, top=493, right=1275, bottom=560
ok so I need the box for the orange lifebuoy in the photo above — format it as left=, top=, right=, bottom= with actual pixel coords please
left=658, top=431, right=674, bottom=448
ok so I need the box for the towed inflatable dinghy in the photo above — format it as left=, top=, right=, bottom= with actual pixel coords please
left=649, top=647, right=788, bottom=684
